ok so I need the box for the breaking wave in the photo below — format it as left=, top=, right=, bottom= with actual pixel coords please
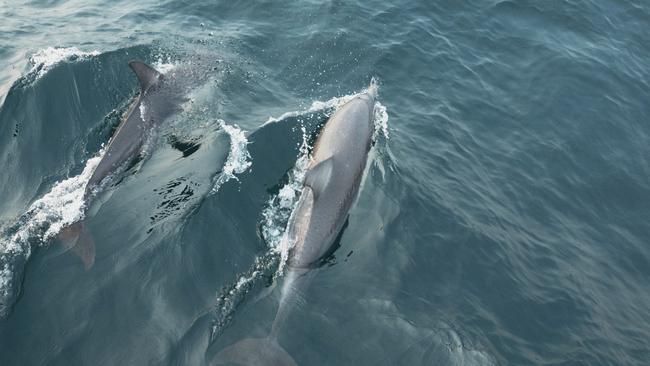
left=211, top=121, right=252, bottom=193
left=28, top=47, right=100, bottom=81
left=0, top=149, right=105, bottom=317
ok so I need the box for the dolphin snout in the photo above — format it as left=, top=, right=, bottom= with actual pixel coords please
left=359, top=93, right=372, bottom=100
left=357, top=92, right=376, bottom=107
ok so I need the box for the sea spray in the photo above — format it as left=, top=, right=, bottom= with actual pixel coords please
left=28, top=47, right=100, bottom=80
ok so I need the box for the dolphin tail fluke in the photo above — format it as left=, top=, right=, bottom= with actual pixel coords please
left=211, top=337, right=297, bottom=366
left=58, top=221, right=96, bottom=270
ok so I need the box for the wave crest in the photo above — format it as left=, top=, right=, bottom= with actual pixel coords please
left=0, top=149, right=104, bottom=316
left=28, top=47, right=100, bottom=80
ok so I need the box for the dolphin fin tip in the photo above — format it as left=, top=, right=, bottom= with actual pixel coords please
left=304, top=157, right=334, bottom=200
left=128, top=60, right=163, bottom=92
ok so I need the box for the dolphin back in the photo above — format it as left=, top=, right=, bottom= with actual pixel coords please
left=211, top=337, right=297, bottom=366
left=288, top=89, right=376, bottom=269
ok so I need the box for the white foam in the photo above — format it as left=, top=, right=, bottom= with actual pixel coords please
left=260, top=125, right=311, bottom=273
left=11, top=151, right=103, bottom=244
left=0, top=149, right=104, bottom=312
left=0, top=265, right=13, bottom=303
left=373, top=101, right=389, bottom=141
left=211, top=121, right=252, bottom=193
left=263, top=81, right=384, bottom=127
left=153, top=57, right=177, bottom=75
left=367, top=78, right=390, bottom=141
left=139, top=102, right=147, bottom=121
left=28, top=47, right=100, bottom=80
left=263, top=95, right=353, bottom=126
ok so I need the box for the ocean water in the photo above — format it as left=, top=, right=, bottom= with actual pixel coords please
left=1, top=0, right=649, bottom=365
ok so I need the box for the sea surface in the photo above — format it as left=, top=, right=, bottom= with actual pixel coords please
left=1, top=1, right=649, bottom=365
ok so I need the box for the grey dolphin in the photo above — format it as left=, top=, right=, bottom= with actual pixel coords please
left=85, top=61, right=177, bottom=198
left=214, top=86, right=378, bottom=366
left=60, top=61, right=183, bottom=268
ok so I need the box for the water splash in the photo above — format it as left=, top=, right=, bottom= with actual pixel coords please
left=152, top=57, right=177, bottom=75
left=263, top=95, right=354, bottom=126
left=373, top=100, right=389, bottom=141
left=28, top=47, right=100, bottom=80
left=210, top=127, right=310, bottom=339
left=211, top=121, right=252, bottom=193
left=0, top=149, right=104, bottom=316
left=263, top=81, right=384, bottom=128
left=260, top=124, right=311, bottom=273
left=27, top=48, right=177, bottom=84
left=139, top=102, right=147, bottom=121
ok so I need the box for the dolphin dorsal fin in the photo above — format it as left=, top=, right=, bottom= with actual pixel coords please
left=128, top=61, right=163, bottom=93
left=304, top=158, right=334, bottom=200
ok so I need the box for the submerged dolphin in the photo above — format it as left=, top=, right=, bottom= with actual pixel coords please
left=214, top=86, right=377, bottom=365
left=60, top=61, right=183, bottom=268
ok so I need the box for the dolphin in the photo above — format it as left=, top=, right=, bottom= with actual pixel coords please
left=85, top=61, right=168, bottom=198
left=59, top=61, right=184, bottom=269
left=213, top=85, right=378, bottom=366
